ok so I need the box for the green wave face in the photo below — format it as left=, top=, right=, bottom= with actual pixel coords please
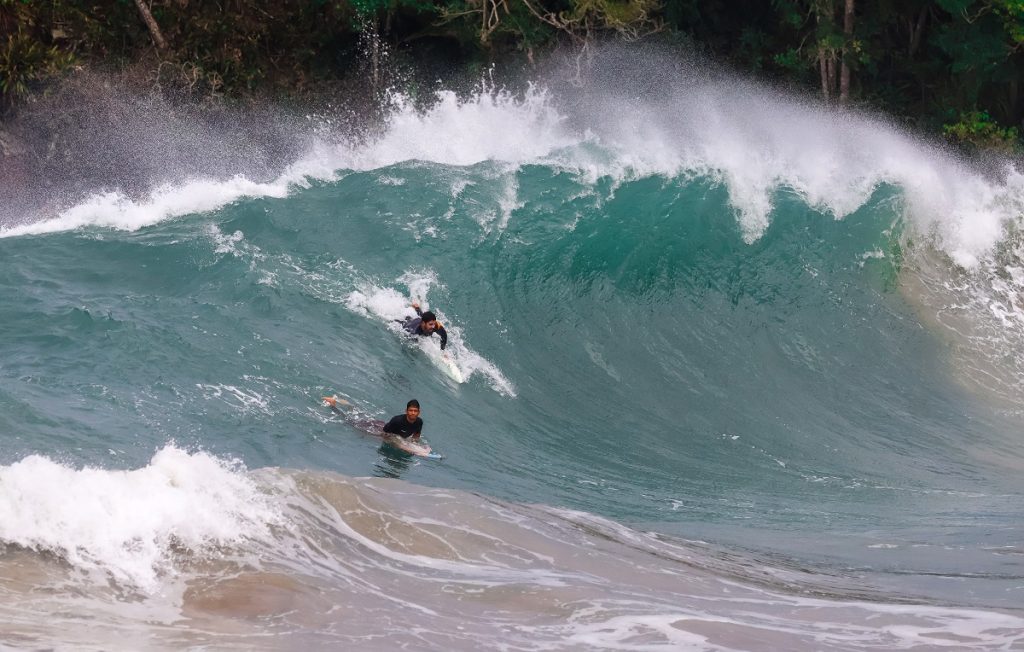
left=1, top=163, right=1016, bottom=534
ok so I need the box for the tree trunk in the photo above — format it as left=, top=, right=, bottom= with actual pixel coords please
left=371, top=32, right=380, bottom=97
left=839, top=0, right=854, bottom=104
left=819, top=49, right=830, bottom=101
left=824, top=53, right=837, bottom=101
left=829, top=56, right=836, bottom=96
left=909, top=6, right=927, bottom=57
left=133, top=0, right=167, bottom=51
left=1010, top=78, right=1021, bottom=127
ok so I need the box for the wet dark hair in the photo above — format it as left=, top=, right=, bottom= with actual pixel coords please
left=407, top=399, right=420, bottom=409
left=421, top=311, right=437, bottom=322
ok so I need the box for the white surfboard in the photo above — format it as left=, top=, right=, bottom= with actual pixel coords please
left=438, top=354, right=465, bottom=383
left=384, top=435, right=445, bottom=460
left=423, top=346, right=465, bottom=383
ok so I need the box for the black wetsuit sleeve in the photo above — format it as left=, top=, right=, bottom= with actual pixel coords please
left=413, top=305, right=423, bottom=317
left=437, top=325, right=448, bottom=350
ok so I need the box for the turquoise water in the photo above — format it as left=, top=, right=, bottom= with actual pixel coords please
left=2, top=76, right=1024, bottom=649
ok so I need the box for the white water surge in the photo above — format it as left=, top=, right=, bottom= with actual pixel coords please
left=1, top=453, right=1021, bottom=650
left=0, top=446, right=280, bottom=589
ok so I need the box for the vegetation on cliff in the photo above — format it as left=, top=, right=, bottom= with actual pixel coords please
left=2, top=0, right=1024, bottom=150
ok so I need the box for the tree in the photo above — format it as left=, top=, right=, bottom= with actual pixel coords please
left=133, top=0, right=167, bottom=51
left=839, top=0, right=853, bottom=103
left=441, top=0, right=662, bottom=51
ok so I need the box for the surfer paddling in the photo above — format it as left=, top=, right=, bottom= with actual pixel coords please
left=394, top=302, right=465, bottom=382
left=322, top=396, right=423, bottom=441
left=400, top=303, right=448, bottom=352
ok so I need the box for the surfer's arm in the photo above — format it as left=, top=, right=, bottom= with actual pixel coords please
left=412, top=303, right=423, bottom=316
left=437, top=324, right=448, bottom=350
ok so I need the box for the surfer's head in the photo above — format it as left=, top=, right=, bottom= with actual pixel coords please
left=406, top=399, right=420, bottom=421
left=421, top=311, right=438, bottom=331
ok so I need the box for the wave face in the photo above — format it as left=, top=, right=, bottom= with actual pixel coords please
left=2, top=54, right=1024, bottom=648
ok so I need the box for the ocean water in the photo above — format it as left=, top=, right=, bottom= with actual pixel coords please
left=2, top=62, right=1024, bottom=650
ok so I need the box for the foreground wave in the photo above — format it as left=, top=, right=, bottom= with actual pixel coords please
left=0, top=447, right=1020, bottom=650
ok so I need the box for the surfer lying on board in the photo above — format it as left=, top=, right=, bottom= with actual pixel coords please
left=322, top=396, right=423, bottom=440
left=399, top=303, right=448, bottom=352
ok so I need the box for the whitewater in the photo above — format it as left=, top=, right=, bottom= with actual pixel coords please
left=1, top=51, right=1023, bottom=649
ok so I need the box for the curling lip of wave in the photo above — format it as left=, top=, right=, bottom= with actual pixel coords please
left=2, top=83, right=1023, bottom=271
left=0, top=88, right=571, bottom=239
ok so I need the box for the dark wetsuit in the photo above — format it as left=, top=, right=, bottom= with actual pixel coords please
left=382, top=414, right=423, bottom=439
left=402, top=306, right=448, bottom=350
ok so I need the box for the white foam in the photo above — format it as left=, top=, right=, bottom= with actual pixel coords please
left=0, top=445, right=280, bottom=590
left=195, top=383, right=274, bottom=416
left=348, top=87, right=572, bottom=169
left=0, top=175, right=292, bottom=238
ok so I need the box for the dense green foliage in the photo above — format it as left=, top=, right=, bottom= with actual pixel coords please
left=2, top=0, right=1024, bottom=148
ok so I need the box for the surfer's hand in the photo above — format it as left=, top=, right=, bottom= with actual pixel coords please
left=411, top=301, right=420, bottom=310
left=413, top=434, right=420, bottom=440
